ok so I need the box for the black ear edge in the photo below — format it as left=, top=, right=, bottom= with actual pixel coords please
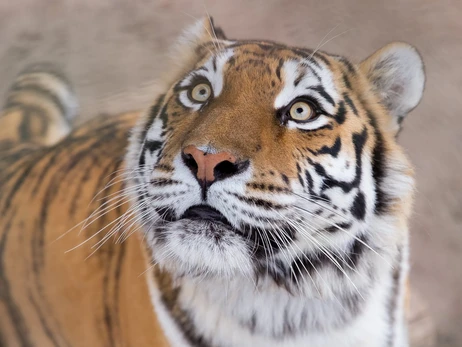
left=208, top=16, right=227, bottom=40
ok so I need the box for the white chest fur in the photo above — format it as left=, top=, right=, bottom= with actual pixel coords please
left=146, top=260, right=403, bottom=347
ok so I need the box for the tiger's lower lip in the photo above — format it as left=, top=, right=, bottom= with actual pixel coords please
left=180, top=204, right=233, bottom=227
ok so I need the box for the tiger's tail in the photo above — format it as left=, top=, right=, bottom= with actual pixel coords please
left=0, top=63, right=78, bottom=147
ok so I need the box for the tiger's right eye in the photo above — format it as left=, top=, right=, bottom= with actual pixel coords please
left=289, top=101, right=315, bottom=122
left=190, top=83, right=212, bottom=103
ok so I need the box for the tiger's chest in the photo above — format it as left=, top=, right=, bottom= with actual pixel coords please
left=147, top=260, right=401, bottom=347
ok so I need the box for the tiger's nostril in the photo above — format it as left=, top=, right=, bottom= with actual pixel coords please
left=214, top=160, right=250, bottom=181
left=182, top=152, right=198, bottom=175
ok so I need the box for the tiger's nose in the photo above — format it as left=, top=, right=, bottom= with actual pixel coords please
left=182, top=145, right=249, bottom=186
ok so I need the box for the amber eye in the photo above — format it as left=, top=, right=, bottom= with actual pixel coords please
left=289, top=101, right=315, bottom=121
left=190, top=83, right=212, bottom=103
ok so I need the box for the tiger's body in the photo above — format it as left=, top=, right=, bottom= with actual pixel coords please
left=0, top=19, right=424, bottom=347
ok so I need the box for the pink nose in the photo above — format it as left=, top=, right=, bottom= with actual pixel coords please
left=182, top=145, right=237, bottom=183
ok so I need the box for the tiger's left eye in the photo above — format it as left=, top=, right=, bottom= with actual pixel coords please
left=190, top=83, right=212, bottom=103
left=289, top=101, right=315, bottom=121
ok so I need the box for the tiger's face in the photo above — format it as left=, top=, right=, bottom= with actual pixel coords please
left=126, top=19, right=424, bottom=290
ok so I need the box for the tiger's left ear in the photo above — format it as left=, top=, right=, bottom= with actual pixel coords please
left=360, top=42, right=425, bottom=134
left=208, top=17, right=227, bottom=40
left=160, top=17, right=227, bottom=87
left=174, top=16, right=226, bottom=54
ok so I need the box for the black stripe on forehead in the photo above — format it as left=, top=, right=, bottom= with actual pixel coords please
left=307, top=85, right=336, bottom=107
left=300, top=62, right=322, bottom=82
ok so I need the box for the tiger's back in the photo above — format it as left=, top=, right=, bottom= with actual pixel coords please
left=0, top=66, right=168, bottom=346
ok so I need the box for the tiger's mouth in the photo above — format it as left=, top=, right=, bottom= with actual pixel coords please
left=180, top=205, right=235, bottom=230
left=150, top=203, right=255, bottom=278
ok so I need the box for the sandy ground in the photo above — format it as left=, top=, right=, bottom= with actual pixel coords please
left=0, top=0, right=461, bottom=345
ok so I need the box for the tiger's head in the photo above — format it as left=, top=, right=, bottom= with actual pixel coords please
left=126, top=19, right=424, bottom=290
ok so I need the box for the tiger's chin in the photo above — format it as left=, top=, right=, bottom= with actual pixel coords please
left=148, top=213, right=254, bottom=279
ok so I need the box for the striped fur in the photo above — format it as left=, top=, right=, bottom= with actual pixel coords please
left=0, top=18, right=424, bottom=347
left=0, top=66, right=168, bottom=346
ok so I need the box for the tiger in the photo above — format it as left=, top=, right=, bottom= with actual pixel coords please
left=0, top=17, right=425, bottom=347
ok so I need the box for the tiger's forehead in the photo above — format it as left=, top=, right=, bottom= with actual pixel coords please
left=190, top=41, right=344, bottom=112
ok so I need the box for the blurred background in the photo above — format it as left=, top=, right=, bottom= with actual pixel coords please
left=0, top=0, right=460, bottom=346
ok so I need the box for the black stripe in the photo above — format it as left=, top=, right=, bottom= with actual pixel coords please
left=367, top=111, right=391, bottom=214
left=150, top=178, right=182, bottom=187
left=30, top=115, right=130, bottom=273
left=31, top=185, right=73, bottom=347
left=387, top=246, right=403, bottom=346
left=4, top=103, right=50, bottom=139
left=308, top=85, right=335, bottom=106
left=155, top=163, right=174, bottom=172
left=294, top=71, right=305, bottom=87
left=311, top=137, right=342, bottom=157
left=281, top=233, right=368, bottom=282
left=154, top=269, right=214, bottom=347
left=140, top=94, right=166, bottom=142
left=229, top=192, right=286, bottom=210
left=313, top=52, right=331, bottom=66
left=313, top=128, right=368, bottom=193
left=31, top=148, right=62, bottom=196
left=305, top=65, right=321, bottom=82
left=102, top=242, right=126, bottom=347
left=28, top=293, right=64, bottom=347
left=334, top=101, right=346, bottom=124
left=0, top=325, right=7, bottom=347
left=1, top=157, right=39, bottom=215
left=0, top=147, right=38, bottom=189
left=343, top=73, right=352, bottom=90
left=70, top=157, right=123, bottom=216
left=275, top=59, right=283, bottom=81
left=338, top=58, right=356, bottom=74
left=103, top=244, right=116, bottom=347
left=139, top=140, right=163, bottom=168
left=305, top=170, right=314, bottom=194
left=324, top=222, right=352, bottom=233
left=0, top=211, right=35, bottom=347
left=343, top=93, right=358, bottom=116
left=19, top=112, right=33, bottom=141
left=7, top=84, right=68, bottom=118
left=351, top=191, right=366, bottom=220
left=145, top=140, right=163, bottom=153
left=113, top=241, right=126, bottom=339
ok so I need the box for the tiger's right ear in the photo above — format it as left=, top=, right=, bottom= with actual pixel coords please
left=161, top=17, right=226, bottom=85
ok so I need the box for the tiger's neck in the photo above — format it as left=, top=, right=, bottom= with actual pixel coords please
left=146, top=234, right=405, bottom=347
